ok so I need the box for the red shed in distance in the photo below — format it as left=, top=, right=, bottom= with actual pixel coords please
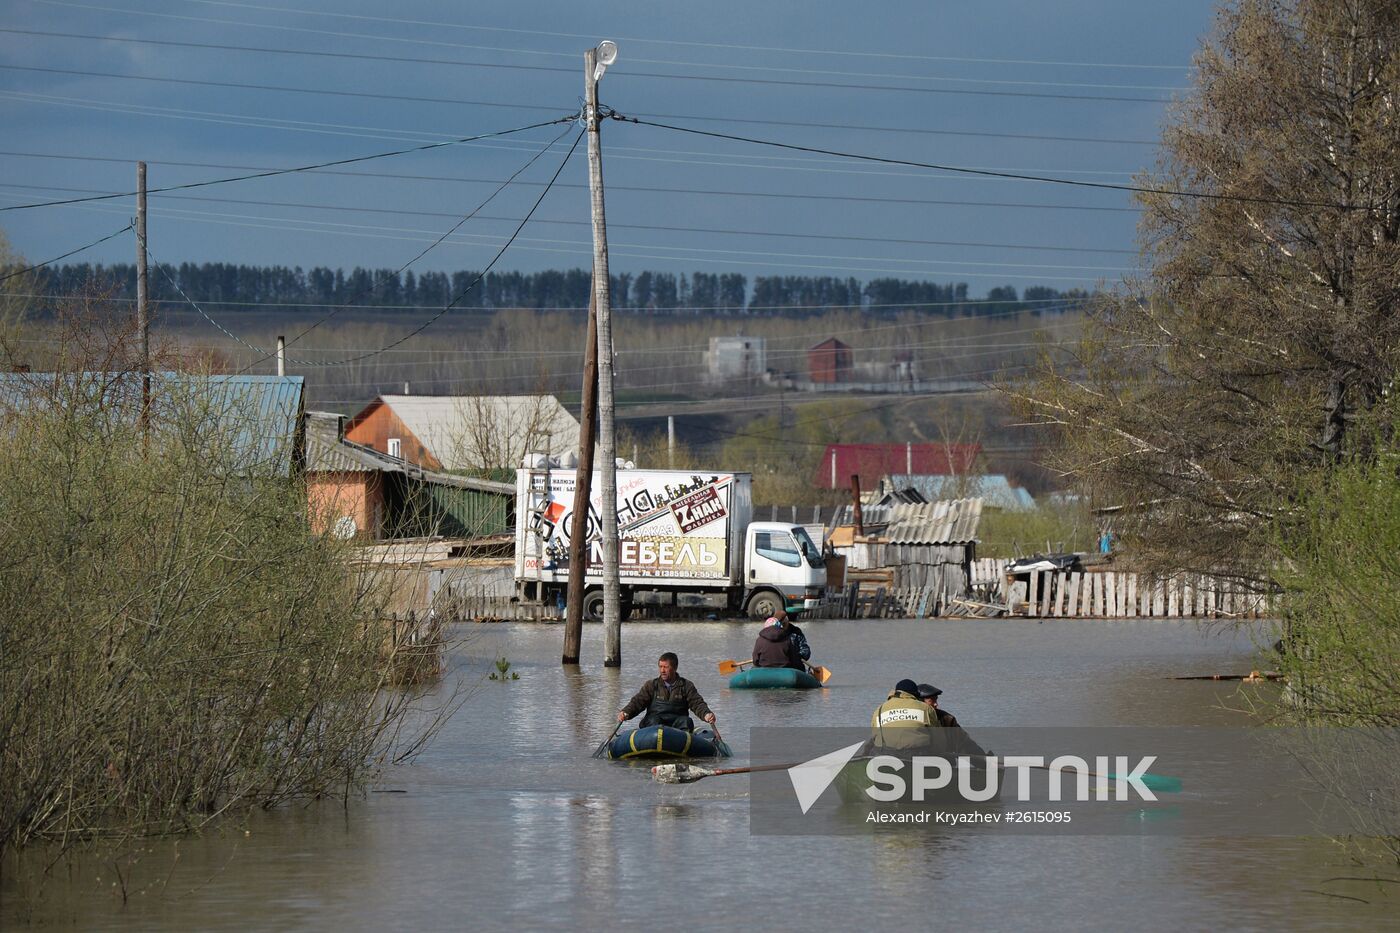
left=808, top=337, right=853, bottom=384
left=815, top=442, right=982, bottom=491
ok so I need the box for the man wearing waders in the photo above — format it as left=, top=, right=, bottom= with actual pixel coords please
left=618, top=652, right=716, bottom=733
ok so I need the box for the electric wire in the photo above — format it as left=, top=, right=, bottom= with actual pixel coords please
left=0, top=222, right=133, bottom=283
left=0, top=150, right=1145, bottom=214
left=141, top=126, right=577, bottom=366
left=0, top=183, right=1135, bottom=256
left=177, top=0, right=1195, bottom=71
left=4, top=291, right=1089, bottom=317
left=622, top=116, right=1380, bottom=212
left=0, top=28, right=1176, bottom=103
left=28, top=0, right=1190, bottom=93
left=0, top=115, right=577, bottom=212
left=299, top=129, right=585, bottom=367
left=0, top=66, right=1164, bottom=145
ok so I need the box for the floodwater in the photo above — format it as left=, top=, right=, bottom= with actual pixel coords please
left=4, top=618, right=1395, bottom=930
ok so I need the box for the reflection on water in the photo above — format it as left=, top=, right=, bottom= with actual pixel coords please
left=3, top=618, right=1392, bottom=931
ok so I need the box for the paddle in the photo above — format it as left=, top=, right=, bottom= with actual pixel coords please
left=652, top=761, right=801, bottom=784
left=591, top=720, right=624, bottom=759
left=704, top=720, right=734, bottom=758
left=1173, top=671, right=1283, bottom=682
left=1028, top=763, right=1182, bottom=794
left=718, top=658, right=834, bottom=684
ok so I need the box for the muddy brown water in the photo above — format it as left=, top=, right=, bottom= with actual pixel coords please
left=4, top=618, right=1394, bottom=930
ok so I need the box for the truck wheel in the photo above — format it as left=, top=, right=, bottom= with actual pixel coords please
left=583, top=589, right=606, bottom=622
left=745, top=590, right=783, bottom=620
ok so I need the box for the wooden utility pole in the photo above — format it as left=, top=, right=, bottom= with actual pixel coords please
left=584, top=43, right=622, bottom=668
left=562, top=293, right=599, bottom=665
left=135, top=161, right=150, bottom=432
left=276, top=335, right=286, bottom=377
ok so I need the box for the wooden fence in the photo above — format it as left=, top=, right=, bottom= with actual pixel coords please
left=965, top=558, right=1274, bottom=619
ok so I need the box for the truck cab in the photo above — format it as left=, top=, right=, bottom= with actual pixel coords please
left=741, top=522, right=826, bottom=619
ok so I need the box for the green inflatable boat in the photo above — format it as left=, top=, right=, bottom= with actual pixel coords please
left=728, top=667, right=823, bottom=689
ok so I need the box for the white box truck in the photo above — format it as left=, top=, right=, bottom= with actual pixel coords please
left=514, top=465, right=826, bottom=620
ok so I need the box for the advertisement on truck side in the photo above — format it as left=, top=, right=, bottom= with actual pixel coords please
left=521, top=471, right=738, bottom=581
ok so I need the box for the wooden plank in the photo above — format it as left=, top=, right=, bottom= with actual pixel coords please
left=1126, top=573, right=1138, bottom=617
left=1027, top=571, right=1040, bottom=618
left=1051, top=573, right=1065, bottom=617
left=1067, top=572, right=1081, bottom=617
left=1104, top=572, right=1116, bottom=618
left=1167, top=576, right=1178, bottom=617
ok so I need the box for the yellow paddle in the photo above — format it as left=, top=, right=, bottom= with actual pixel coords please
left=717, top=658, right=833, bottom=684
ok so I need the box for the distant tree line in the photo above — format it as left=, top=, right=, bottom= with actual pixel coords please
left=34, top=263, right=1092, bottom=317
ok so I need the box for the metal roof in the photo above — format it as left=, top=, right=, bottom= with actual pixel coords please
left=885, top=473, right=1035, bottom=511
left=838, top=498, right=983, bottom=545
left=305, top=411, right=512, bottom=494
left=1, top=372, right=304, bottom=475
left=357, top=395, right=581, bottom=470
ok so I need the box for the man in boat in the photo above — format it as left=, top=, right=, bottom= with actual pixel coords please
left=916, top=683, right=987, bottom=756
left=915, top=683, right=960, bottom=728
left=752, top=609, right=807, bottom=670
left=869, top=678, right=937, bottom=751
left=771, top=609, right=812, bottom=665
left=617, top=652, right=716, bottom=733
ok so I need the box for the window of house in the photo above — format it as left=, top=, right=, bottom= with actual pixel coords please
left=387, top=438, right=402, bottom=458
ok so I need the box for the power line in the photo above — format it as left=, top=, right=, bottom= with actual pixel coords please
left=303, top=130, right=586, bottom=367
left=0, top=115, right=576, bottom=212
left=279, top=125, right=576, bottom=354
left=0, top=151, right=1145, bottom=214
left=176, top=0, right=1195, bottom=71
left=0, top=222, right=133, bottom=283
left=30, top=0, right=1190, bottom=93
left=142, top=127, right=578, bottom=366
left=0, top=28, right=1175, bottom=103
left=7, top=196, right=1121, bottom=281
left=623, top=116, right=1382, bottom=212
left=11, top=197, right=1133, bottom=277
left=4, top=291, right=1090, bottom=316
left=0, top=64, right=1163, bottom=146
left=0, top=183, right=1136, bottom=256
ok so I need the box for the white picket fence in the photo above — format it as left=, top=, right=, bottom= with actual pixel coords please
left=967, top=558, right=1273, bottom=619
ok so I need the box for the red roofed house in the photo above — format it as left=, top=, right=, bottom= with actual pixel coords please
left=808, top=338, right=853, bottom=384
left=815, top=442, right=981, bottom=490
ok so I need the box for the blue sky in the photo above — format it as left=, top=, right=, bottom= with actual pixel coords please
left=0, top=0, right=1222, bottom=298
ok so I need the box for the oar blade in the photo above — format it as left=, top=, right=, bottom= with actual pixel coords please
left=1104, top=771, right=1184, bottom=794
left=651, top=763, right=713, bottom=784
left=717, top=660, right=740, bottom=675
left=1140, top=773, right=1183, bottom=794
left=811, top=665, right=833, bottom=685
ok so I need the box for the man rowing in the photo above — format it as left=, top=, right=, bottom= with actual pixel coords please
left=618, top=652, right=716, bottom=733
left=752, top=608, right=810, bottom=671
